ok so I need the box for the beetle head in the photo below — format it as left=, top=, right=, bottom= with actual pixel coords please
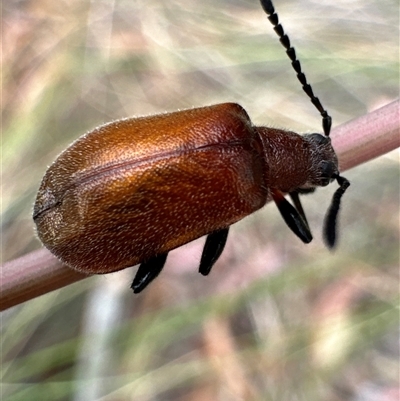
left=297, top=133, right=350, bottom=248
left=301, top=133, right=339, bottom=190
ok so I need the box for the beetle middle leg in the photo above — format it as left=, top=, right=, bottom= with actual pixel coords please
left=199, top=228, right=230, bottom=276
left=131, top=253, right=168, bottom=293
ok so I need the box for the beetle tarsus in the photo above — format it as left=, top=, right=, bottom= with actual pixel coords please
left=323, top=175, right=350, bottom=248
left=199, top=228, right=230, bottom=276
left=131, top=253, right=168, bottom=293
left=272, top=189, right=313, bottom=244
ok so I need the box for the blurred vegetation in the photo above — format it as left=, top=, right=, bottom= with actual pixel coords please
left=1, top=0, right=399, bottom=400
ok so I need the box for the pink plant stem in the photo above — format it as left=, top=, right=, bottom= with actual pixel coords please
left=1, top=249, right=88, bottom=311
left=332, top=99, right=399, bottom=172
left=1, top=99, right=399, bottom=311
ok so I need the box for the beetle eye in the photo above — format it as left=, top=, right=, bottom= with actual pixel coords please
left=319, top=161, right=336, bottom=186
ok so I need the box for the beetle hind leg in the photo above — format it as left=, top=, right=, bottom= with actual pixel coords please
left=199, top=228, right=230, bottom=276
left=131, top=253, right=168, bottom=293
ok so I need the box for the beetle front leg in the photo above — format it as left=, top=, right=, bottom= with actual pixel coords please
left=131, top=253, right=168, bottom=293
left=199, top=228, right=230, bottom=276
left=289, top=191, right=310, bottom=231
left=271, top=189, right=313, bottom=244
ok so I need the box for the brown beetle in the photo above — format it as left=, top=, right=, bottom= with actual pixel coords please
left=33, top=0, right=349, bottom=293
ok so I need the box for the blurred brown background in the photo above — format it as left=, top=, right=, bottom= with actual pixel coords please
left=2, top=0, right=399, bottom=400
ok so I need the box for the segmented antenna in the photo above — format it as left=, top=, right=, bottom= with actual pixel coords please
left=260, top=0, right=350, bottom=248
left=259, top=0, right=332, bottom=137
left=323, top=175, right=350, bottom=248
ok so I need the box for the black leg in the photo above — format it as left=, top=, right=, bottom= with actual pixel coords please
left=131, top=253, right=168, bottom=293
left=271, top=189, right=312, bottom=244
left=289, top=191, right=310, bottom=231
left=199, top=228, right=230, bottom=276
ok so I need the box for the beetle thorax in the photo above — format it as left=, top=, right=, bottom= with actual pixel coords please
left=256, top=127, right=339, bottom=194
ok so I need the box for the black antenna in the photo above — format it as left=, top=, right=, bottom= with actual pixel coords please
left=260, top=0, right=350, bottom=248
left=259, top=0, right=332, bottom=137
